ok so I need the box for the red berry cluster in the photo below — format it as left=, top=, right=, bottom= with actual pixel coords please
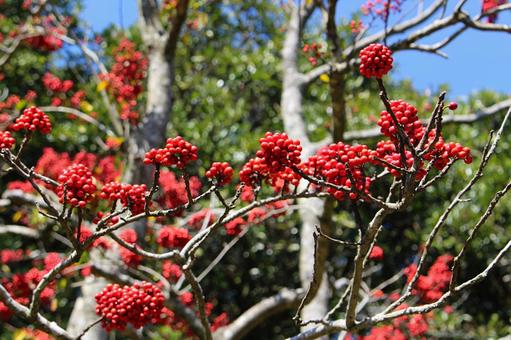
left=423, top=134, right=473, bottom=169
left=302, top=42, right=322, bottom=65
left=482, top=0, right=506, bottom=23
left=269, top=167, right=302, bottom=193
left=187, top=208, right=216, bottom=229
left=42, top=72, right=74, bottom=93
left=359, top=43, right=393, bottom=79
left=369, top=245, right=384, bottom=261
left=377, top=100, right=424, bottom=144
left=76, top=226, right=111, bottom=249
left=375, top=100, right=472, bottom=176
left=359, top=311, right=429, bottom=339
left=56, top=164, right=96, bottom=208
left=25, top=27, right=64, bottom=52
left=118, top=229, right=142, bottom=267
left=256, top=132, right=302, bottom=173
left=144, top=136, right=198, bottom=168
left=225, top=217, right=247, bottom=236
left=0, top=265, right=56, bottom=321
left=34, top=147, right=121, bottom=186
left=239, top=157, right=269, bottom=187
left=350, top=20, right=365, bottom=34
left=11, top=106, right=52, bottom=134
left=157, top=226, right=192, bottom=249
left=374, top=140, right=424, bottom=178
left=162, top=260, right=182, bottom=282
left=206, top=162, right=234, bottom=185
left=158, top=170, right=201, bottom=211
left=304, top=142, right=373, bottom=200
left=0, top=131, right=15, bottom=149
left=100, top=182, right=148, bottom=214
left=404, top=255, right=453, bottom=303
left=361, top=0, right=402, bottom=20
left=100, top=38, right=148, bottom=125
left=0, top=249, right=26, bottom=264
left=95, top=282, right=165, bottom=331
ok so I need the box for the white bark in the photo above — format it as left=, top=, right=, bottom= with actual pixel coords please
left=280, top=3, right=330, bottom=331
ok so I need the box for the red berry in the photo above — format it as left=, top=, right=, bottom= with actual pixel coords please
left=448, top=102, right=458, bottom=110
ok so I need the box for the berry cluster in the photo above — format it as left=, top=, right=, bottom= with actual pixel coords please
left=359, top=43, right=393, bottom=79
left=100, top=182, right=148, bottom=214
left=158, top=170, right=201, bottom=211
left=304, top=142, right=373, bottom=200
left=482, top=0, right=506, bottom=23
left=25, top=27, right=64, bottom=52
left=404, top=255, right=453, bottom=303
left=206, top=162, right=234, bottom=186
left=32, top=148, right=120, bottom=189
left=269, top=166, right=302, bottom=193
left=361, top=0, right=402, bottom=20
left=144, top=136, right=198, bottom=168
left=187, top=208, right=216, bottom=229
left=100, top=39, right=148, bottom=125
left=157, top=226, right=192, bottom=249
left=256, top=132, right=302, bottom=173
left=424, top=135, right=473, bottom=170
left=239, top=157, right=269, bottom=187
left=359, top=311, right=429, bottom=339
left=42, top=72, right=74, bottom=93
left=118, top=229, right=142, bottom=267
left=369, top=245, right=384, bottom=261
left=350, top=20, right=365, bottom=34
left=302, top=42, right=323, bottom=65
left=56, top=164, right=96, bottom=208
left=162, top=260, right=182, bottom=282
left=374, top=140, right=423, bottom=178
left=11, top=106, right=52, bottom=134
left=0, top=130, right=15, bottom=149
left=377, top=100, right=424, bottom=144
left=225, top=217, right=247, bottom=236
left=95, top=282, right=165, bottom=331
left=0, top=266, right=56, bottom=321
left=373, top=97, right=472, bottom=176
left=0, top=249, right=26, bottom=264
left=76, top=226, right=111, bottom=249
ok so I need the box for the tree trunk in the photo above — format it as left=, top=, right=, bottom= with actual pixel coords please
left=280, top=4, right=331, bottom=331
left=125, top=46, right=174, bottom=185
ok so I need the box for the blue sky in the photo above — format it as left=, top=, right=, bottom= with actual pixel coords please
left=81, top=0, right=510, bottom=98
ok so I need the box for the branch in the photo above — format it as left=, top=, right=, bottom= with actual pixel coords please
left=0, top=284, right=73, bottom=339
left=38, top=106, right=114, bottom=136
left=216, top=288, right=304, bottom=340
